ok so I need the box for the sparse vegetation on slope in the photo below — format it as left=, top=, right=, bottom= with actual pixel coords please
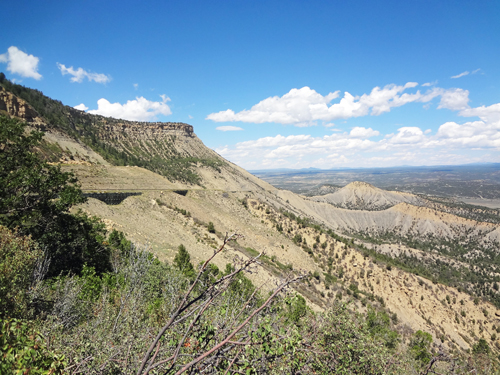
left=3, top=82, right=500, bottom=373
left=0, top=78, right=226, bottom=185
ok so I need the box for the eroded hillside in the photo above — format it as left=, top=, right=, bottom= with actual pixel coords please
left=312, top=181, right=425, bottom=210
left=3, top=80, right=500, bottom=359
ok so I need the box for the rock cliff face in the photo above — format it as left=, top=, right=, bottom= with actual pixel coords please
left=91, top=119, right=212, bottom=159
left=0, top=85, right=212, bottom=161
left=0, top=87, right=44, bottom=125
left=0, top=86, right=195, bottom=140
left=0, top=82, right=226, bottom=183
left=98, top=121, right=194, bottom=138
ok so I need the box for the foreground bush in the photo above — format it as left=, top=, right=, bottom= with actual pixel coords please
left=0, top=318, right=66, bottom=374
left=0, top=226, right=41, bottom=318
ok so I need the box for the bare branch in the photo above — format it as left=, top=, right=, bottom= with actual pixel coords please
left=174, top=275, right=304, bottom=375
left=137, top=232, right=242, bottom=374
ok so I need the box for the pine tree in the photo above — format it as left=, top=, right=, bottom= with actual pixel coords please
left=174, top=244, right=195, bottom=279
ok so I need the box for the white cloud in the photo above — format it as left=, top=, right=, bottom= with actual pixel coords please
left=437, top=88, right=470, bottom=110
left=57, top=63, right=111, bottom=83
left=208, top=81, right=500, bottom=169
left=451, top=71, right=469, bottom=79
left=207, top=87, right=340, bottom=125
left=216, top=126, right=243, bottom=131
left=88, top=95, right=172, bottom=121
left=215, top=97, right=500, bottom=169
left=0, top=46, right=42, bottom=80
left=133, top=83, right=138, bottom=89
left=349, top=127, right=380, bottom=138
left=436, top=120, right=500, bottom=148
left=74, top=103, right=88, bottom=111
left=387, top=127, right=426, bottom=145
left=459, top=102, right=500, bottom=123
left=422, top=80, right=437, bottom=87
left=431, top=102, right=500, bottom=149
left=472, top=68, right=481, bottom=74
left=206, top=83, right=459, bottom=126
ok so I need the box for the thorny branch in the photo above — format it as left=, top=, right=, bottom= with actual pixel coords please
left=136, top=231, right=304, bottom=374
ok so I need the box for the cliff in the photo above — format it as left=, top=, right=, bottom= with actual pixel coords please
left=0, top=86, right=44, bottom=125
left=0, top=81, right=223, bottom=183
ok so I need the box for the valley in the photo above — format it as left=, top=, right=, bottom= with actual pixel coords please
left=2, top=79, right=500, bottom=372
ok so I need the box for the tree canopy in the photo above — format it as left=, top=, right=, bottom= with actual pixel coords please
left=0, top=115, right=111, bottom=277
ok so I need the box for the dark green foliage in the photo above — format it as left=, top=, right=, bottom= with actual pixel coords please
left=293, top=233, right=302, bottom=244
left=409, top=330, right=433, bottom=364
left=286, top=294, right=307, bottom=323
left=324, top=272, right=337, bottom=288
left=366, top=306, right=399, bottom=349
left=41, top=211, right=111, bottom=277
left=473, top=338, right=490, bottom=354
left=0, top=318, right=66, bottom=374
left=207, top=221, right=215, bottom=233
left=0, top=116, right=84, bottom=227
left=240, top=198, right=248, bottom=209
left=107, top=229, right=132, bottom=255
left=0, top=226, right=41, bottom=318
left=223, top=263, right=256, bottom=300
left=0, top=116, right=111, bottom=277
left=307, top=302, right=397, bottom=374
left=174, top=244, right=196, bottom=279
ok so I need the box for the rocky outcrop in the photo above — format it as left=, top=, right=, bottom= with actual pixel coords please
left=0, top=86, right=194, bottom=139
left=0, top=87, right=44, bottom=125
left=97, top=121, right=194, bottom=140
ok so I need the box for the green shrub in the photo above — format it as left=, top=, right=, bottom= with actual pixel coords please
left=287, top=294, right=307, bottom=323
left=472, top=338, right=490, bottom=354
left=308, top=302, right=397, bottom=374
left=174, top=244, right=195, bottom=279
left=207, top=221, right=215, bottom=233
left=409, top=330, right=433, bottom=364
left=0, top=318, right=66, bottom=374
left=0, top=226, right=41, bottom=318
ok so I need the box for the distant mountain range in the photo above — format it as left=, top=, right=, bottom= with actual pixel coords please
left=249, top=163, right=500, bottom=174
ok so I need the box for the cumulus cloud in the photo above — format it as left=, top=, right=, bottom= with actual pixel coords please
left=88, top=95, right=172, bottom=121
left=437, top=88, right=470, bottom=110
left=74, top=103, right=88, bottom=111
left=349, top=127, right=380, bottom=138
left=0, top=46, right=42, bottom=80
left=215, top=97, right=500, bottom=169
left=422, top=80, right=437, bottom=87
left=206, top=83, right=461, bottom=126
left=459, top=103, right=500, bottom=123
left=208, top=81, right=499, bottom=169
left=207, top=87, right=340, bottom=125
left=436, top=120, right=500, bottom=148
left=216, top=126, right=243, bottom=131
left=429, top=102, right=500, bottom=149
left=387, top=127, right=426, bottom=145
left=57, top=63, right=111, bottom=83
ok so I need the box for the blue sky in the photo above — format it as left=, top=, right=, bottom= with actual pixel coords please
left=2, top=0, right=499, bottom=170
